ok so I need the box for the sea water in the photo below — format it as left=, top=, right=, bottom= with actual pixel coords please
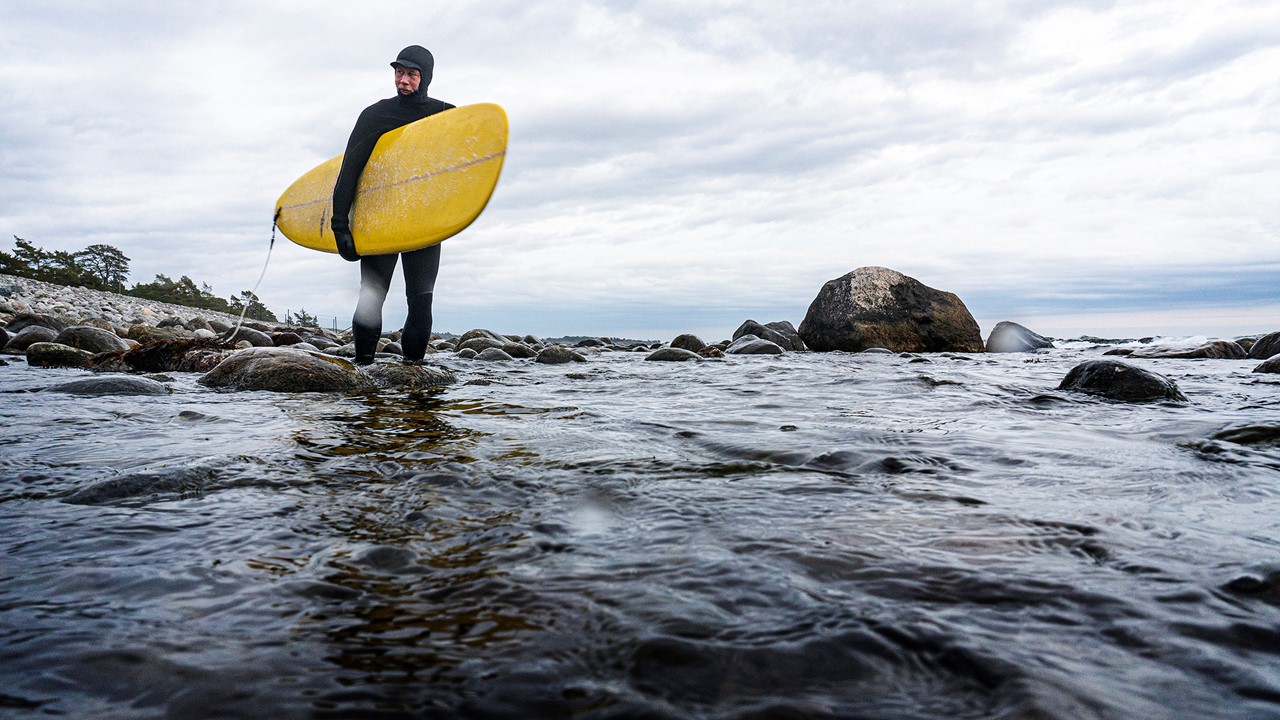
left=2, top=344, right=1279, bottom=719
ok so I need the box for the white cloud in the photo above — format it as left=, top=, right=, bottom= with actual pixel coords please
left=1, top=0, right=1277, bottom=340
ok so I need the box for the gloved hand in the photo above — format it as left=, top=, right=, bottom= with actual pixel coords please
left=334, top=229, right=360, bottom=262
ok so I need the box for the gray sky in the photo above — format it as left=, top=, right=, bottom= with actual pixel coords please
left=2, top=1, right=1278, bottom=340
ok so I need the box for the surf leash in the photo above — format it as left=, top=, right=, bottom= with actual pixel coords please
left=227, top=209, right=279, bottom=345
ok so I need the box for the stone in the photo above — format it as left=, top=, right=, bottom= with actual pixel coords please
left=223, top=326, right=274, bottom=347
left=698, top=346, right=724, bottom=358
left=26, top=342, right=95, bottom=368
left=199, top=347, right=373, bottom=393
left=185, top=316, right=213, bottom=332
left=725, top=335, right=785, bottom=355
left=271, top=331, right=304, bottom=346
left=986, top=321, right=1054, bottom=353
left=475, top=347, right=515, bottom=362
left=5, top=312, right=66, bottom=333
left=1254, top=356, right=1280, bottom=374
left=4, top=325, right=58, bottom=352
left=458, top=336, right=507, bottom=354
left=1129, top=340, right=1247, bottom=359
left=645, top=347, right=702, bottom=362
left=536, top=346, right=587, bottom=364
left=49, top=375, right=170, bottom=395
left=1247, top=331, right=1280, bottom=361
left=670, top=334, right=706, bottom=353
left=362, top=362, right=457, bottom=389
left=502, top=342, right=537, bottom=359
left=458, top=328, right=508, bottom=344
left=127, top=324, right=183, bottom=343
left=54, top=325, right=130, bottom=354
left=798, top=266, right=984, bottom=353
left=1057, top=359, right=1187, bottom=402
left=733, top=320, right=805, bottom=351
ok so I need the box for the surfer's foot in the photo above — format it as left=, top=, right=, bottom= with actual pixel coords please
left=335, top=230, right=360, bottom=262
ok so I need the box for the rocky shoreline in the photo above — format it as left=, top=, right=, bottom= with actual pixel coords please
left=3, top=269, right=1278, bottom=397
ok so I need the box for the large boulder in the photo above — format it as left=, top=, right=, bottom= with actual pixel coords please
left=1057, top=359, right=1187, bottom=402
left=362, top=363, right=457, bottom=389
left=536, top=346, right=587, bottom=364
left=986, top=321, right=1054, bottom=353
left=725, top=335, right=785, bottom=355
left=1248, top=331, right=1280, bottom=361
left=1254, top=356, right=1280, bottom=374
left=54, top=325, right=130, bottom=354
left=5, top=312, right=66, bottom=333
left=645, top=347, right=702, bottom=362
left=670, top=334, right=706, bottom=353
left=798, top=267, right=984, bottom=353
left=200, top=347, right=373, bottom=393
left=733, top=320, right=806, bottom=351
left=223, top=326, right=274, bottom=347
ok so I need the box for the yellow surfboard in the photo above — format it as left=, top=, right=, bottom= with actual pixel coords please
left=275, top=103, right=507, bottom=256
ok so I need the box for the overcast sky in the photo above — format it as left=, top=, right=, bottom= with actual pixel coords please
left=2, top=1, right=1277, bottom=340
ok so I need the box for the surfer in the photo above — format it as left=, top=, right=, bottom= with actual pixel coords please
left=331, top=45, right=455, bottom=365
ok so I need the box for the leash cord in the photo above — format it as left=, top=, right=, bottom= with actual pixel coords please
left=228, top=209, right=279, bottom=343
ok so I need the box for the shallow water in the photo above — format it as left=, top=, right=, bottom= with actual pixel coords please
left=2, top=346, right=1280, bottom=719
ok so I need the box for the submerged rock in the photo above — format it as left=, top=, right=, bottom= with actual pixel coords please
left=363, top=362, right=457, bottom=389
left=1058, top=359, right=1187, bottom=402
left=986, top=321, right=1054, bottom=353
left=50, top=375, right=170, bottom=396
left=1130, top=340, right=1247, bottom=359
left=645, top=347, right=702, bottom=362
left=798, top=266, right=984, bottom=353
left=200, top=347, right=372, bottom=393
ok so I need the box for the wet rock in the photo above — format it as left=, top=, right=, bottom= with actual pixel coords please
left=4, top=325, right=58, bottom=352
left=476, top=347, right=515, bottom=362
left=986, top=321, right=1054, bottom=353
left=646, top=347, right=702, bottom=362
left=798, top=266, right=984, bottom=353
left=185, top=316, right=213, bottom=332
left=49, top=375, right=170, bottom=396
left=698, top=346, right=724, bottom=358
left=670, top=334, right=706, bottom=353
left=363, top=362, right=457, bottom=389
left=1058, top=359, right=1187, bottom=402
left=91, top=338, right=232, bottom=374
left=26, top=342, right=95, bottom=368
left=502, top=342, right=538, bottom=359
left=734, top=320, right=805, bottom=351
left=200, top=347, right=373, bottom=393
left=458, top=336, right=507, bottom=354
left=307, top=336, right=339, bottom=351
left=5, top=312, right=66, bottom=333
left=1248, top=331, right=1280, bottom=360
left=458, top=328, right=508, bottom=344
left=0, top=327, right=9, bottom=349
left=223, top=326, right=274, bottom=347
left=54, top=325, right=130, bottom=354
left=127, top=324, right=183, bottom=343
left=536, top=346, right=587, bottom=364
left=1254, top=356, right=1280, bottom=374
left=1130, top=340, right=1247, bottom=359
left=576, top=338, right=608, bottom=348
left=726, top=335, right=785, bottom=355
left=271, top=331, right=304, bottom=346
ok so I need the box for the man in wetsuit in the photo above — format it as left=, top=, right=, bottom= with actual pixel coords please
left=331, top=45, right=455, bottom=365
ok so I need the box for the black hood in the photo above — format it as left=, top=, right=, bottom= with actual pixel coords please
left=391, top=45, right=434, bottom=103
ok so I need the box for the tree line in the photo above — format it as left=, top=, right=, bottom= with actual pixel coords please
left=0, top=236, right=284, bottom=323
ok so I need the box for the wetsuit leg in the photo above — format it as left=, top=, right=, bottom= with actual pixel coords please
left=399, top=244, right=441, bottom=362
left=353, top=253, right=398, bottom=365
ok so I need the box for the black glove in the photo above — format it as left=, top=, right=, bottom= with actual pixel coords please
left=334, top=229, right=360, bottom=262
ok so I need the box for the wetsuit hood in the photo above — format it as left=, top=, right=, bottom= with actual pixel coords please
left=391, top=45, right=434, bottom=102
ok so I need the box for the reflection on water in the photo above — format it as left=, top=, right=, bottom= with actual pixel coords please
left=2, top=351, right=1280, bottom=718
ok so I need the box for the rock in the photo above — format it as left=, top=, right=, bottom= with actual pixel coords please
left=475, top=347, right=515, bottom=362
left=726, top=335, right=785, bottom=355
left=456, top=348, right=478, bottom=359
left=4, top=325, right=58, bottom=352
left=54, top=325, right=130, bottom=354
left=157, top=315, right=186, bottom=328
left=271, top=331, right=304, bottom=346
left=0, top=327, right=9, bottom=349
left=127, top=324, right=182, bottom=343
left=1247, top=331, right=1280, bottom=360
left=670, top=334, right=706, bottom=353
left=698, top=346, right=724, bottom=358
left=307, top=336, right=339, bottom=351
left=458, top=337, right=507, bottom=354
left=645, top=347, right=702, bottom=362
left=199, top=347, right=373, bottom=393
left=502, top=342, right=538, bottom=359
left=26, top=342, right=95, bottom=368
left=798, top=267, right=984, bottom=353
left=185, top=317, right=213, bottom=332
left=1254, top=356, right=1280, bottom=374
left=734, top=320, right=805, bottom=351
left=458, top=328, right=508, bottom=344
left=576, top=338, right=608, bottom=348
left=1129, top=341, right=1247, bottom=359
left=49, top=375, right=170, bottom=395
left=5, top=312, right=66, bottom=333
left=362, top=362, right=457, bottom=389
left=536, top=346, right=587, bottom=364
left=223, top=326, right=274, bottom=347
left=985, top=321, right=1054, bottom=353
left=1057, top=359, right=1187, bottom=402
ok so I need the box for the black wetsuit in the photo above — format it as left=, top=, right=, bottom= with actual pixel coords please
left=332, top=52, right=455, bottom=364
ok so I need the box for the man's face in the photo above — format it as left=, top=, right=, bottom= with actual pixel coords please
left=394, top=66, right=421, bottom=95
